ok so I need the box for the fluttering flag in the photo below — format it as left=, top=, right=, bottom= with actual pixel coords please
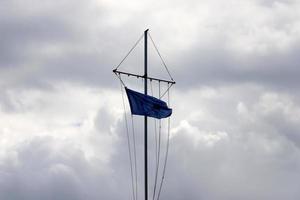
left=125, top=87, right=172, bottom=119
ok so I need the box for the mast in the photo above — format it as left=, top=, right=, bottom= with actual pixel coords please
left=144, top=28, right=149, bottom=200
left=113, top=29, right=175, bottom=200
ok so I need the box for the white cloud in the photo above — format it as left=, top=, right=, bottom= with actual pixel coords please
left=164, top=86, right=300, bottom=200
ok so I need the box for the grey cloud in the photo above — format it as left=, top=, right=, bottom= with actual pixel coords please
left=1, top=80, right=300, bottom=200
left=0, top=1, right=81, bottom=68
left=0, top=137, right=90, bottom=200
left=0, top=135, right=122, bottom=200
left=162, top=98, right=300, bottom=200
left=167, top=132, right=300, bottom=200
left=1, top=0, right=300, bottom=92
left=0, top=0, right=116, bottom=90
left=173, top=38, right=300, bottom=91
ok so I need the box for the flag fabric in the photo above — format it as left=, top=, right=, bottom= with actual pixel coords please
left=125, top=87, right=172, bottom=119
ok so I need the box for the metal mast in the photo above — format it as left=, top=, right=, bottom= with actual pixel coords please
left=144, top=28, right=149, bottom=200
left=113, top=29, right=175, bottom=200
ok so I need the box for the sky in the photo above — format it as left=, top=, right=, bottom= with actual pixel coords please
left=1, top=0, right=300, bottom=199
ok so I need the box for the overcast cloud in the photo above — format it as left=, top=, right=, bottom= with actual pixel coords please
left=1, top=0, right=300, bottom=199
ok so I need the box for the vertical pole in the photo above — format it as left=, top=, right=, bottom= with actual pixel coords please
left=144, top=29, right=149, bottom=200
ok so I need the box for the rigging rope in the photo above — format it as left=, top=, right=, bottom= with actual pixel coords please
left=150, top=80, right=158, bottom=200
left=150, top=81, right=158, bottom=170
left=160, top=83, right=174, bottom=99
left=116, top=73, right=126, bottom=87
left=117, top=73, right=173, bottom=200
left=148, top=33, right=174, bottom=81
left=114, top=34, right=144, bottom=71
left=156, top=84, right=171, bottom=200
left=152, top=81, right=162, bottom=200
left=119, top=80, right=136, bottom=200
left=114, top=31, right=175, bottom=200
left=131, top=114, right=138, bottom=200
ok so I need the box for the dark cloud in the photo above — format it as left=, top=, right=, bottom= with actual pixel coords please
left=173, top=36, right=300, bottom=91
left=1, top=0, right=299, bottom=92
left=0, top=0, right=116, bottom=90
left=5, top=139, right=128, bottom=200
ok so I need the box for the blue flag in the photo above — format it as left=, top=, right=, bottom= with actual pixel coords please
left=125, top=87, right=172, bottom=119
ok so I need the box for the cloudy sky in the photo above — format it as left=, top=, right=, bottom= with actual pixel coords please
left=1, top=0, right=300, bottom=199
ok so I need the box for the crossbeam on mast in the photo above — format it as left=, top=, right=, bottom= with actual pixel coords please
left=113, top=69, right=176, bottom=85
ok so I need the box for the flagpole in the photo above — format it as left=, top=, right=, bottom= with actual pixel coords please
left=113, top=29, right=176, bottom=200
left=144, top=28, right=149, bottom=200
